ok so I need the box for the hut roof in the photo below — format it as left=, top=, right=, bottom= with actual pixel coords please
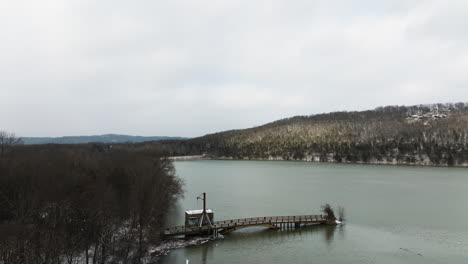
left=185, top=209, right=213, bottom=215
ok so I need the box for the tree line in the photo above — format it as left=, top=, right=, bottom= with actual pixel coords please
left=155, top=103, right=468, bottom=166
left=0, top=142, right=183, bottom=264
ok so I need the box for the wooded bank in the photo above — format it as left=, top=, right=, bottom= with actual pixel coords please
left=155, top=103, right=468, bottom=167
left=0, top=144, right=183, bottom=264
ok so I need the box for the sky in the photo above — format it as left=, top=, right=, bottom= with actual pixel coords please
left=1, top=0, right=467, bottom=137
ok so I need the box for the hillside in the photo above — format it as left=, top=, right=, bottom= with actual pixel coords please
left=157, top=103, right=468, bottom=166
left=22, top=134, right=186, bottom=145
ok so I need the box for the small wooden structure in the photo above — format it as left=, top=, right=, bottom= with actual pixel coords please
left=185, top=209, right=214, bottom=227
left=184, top=192, right=214, bottom=228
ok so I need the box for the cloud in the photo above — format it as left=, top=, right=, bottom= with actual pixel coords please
left=1, top=0, right=467, bottom=137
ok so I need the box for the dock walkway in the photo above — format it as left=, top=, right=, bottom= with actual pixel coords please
left=163, top=214, right=327, bottom=238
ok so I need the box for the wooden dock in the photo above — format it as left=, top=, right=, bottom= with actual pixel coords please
left=163, top=214, right=328, bottom=238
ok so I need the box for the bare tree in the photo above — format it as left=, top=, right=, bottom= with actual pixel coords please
left=0, top=144, right=183, bottom=264
left=338, top=206, right=345, bottom=222
left=0, top=131, right=22, bottom=157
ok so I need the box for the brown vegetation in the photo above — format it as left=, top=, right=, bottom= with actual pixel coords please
left=321, top=204, right=336, bottom=222
left=155, top=103, right=468, bottom=166
left=0, top=144, right=183, bottom=264
left=0, top=131, right=22, bottom=158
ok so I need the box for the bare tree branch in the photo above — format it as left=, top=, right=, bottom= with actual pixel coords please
left=0, top=131, right=22, bottom=157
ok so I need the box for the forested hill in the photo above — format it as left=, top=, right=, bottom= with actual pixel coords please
left=157, top=103, right=468, bottom=166
left=22, top=134, right=186, bottom=145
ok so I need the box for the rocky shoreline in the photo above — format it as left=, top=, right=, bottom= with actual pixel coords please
left=148, top=235, right=220, bottom=262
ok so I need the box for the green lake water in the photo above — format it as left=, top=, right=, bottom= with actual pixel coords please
left=160, top=160, right=468, bottom=264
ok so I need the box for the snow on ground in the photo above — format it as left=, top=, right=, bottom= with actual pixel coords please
left=150, top=235, right=221, bottom=257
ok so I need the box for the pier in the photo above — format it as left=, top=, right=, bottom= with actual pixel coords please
left=162, top=193, right=335, bottom=238
left=163, top=214, right=328, bottom=238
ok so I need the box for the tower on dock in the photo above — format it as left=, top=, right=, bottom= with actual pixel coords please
left=184, top=192, right=214, bottom=227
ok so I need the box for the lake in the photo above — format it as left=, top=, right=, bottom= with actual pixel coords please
left=160, top=160, right=468, bottom=264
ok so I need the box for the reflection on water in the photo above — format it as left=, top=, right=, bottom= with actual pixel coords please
left=323, top=225, right=339, bottom=244
left=160, top=160, right=468, bottom=264
left=161, top=206, right=347, bottom=263
left=226, top=224, right=340, bottom=243
left=193, top=224, right=342, bottom=264
left=199, top=241, right=211, bottom=264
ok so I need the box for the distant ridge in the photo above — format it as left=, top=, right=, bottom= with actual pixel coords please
left=157, top=102, right=468, bottom=167
left=22, top=134, right=186, bottom=145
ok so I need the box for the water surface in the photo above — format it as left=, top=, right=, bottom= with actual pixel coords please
left=160, top=160, right=468, bottom=264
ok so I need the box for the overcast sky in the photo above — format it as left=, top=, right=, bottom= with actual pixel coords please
left=1, top=0, right=467, bottom=137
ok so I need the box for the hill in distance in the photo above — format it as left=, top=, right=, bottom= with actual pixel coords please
left=157, top=102, right=468, bottom=167
left=22, top=134, right=186, bottom=145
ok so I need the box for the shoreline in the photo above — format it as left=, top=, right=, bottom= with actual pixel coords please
left=169, top=155, right=468, bottom=168
left=151, top=236, right=217, bottom=259
left=168, top=154, right=208, bottom=161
